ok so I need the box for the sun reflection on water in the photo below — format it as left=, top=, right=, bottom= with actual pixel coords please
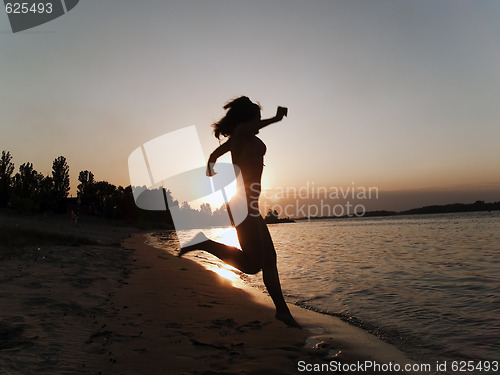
left=213, top=227, right=240, bottom=248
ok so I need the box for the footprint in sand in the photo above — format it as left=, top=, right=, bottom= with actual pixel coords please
left=0, top=321, right=34, bottom=351
left=237, top=320, right=264, bottom=331
left=210, top=318, right=237, bottom=329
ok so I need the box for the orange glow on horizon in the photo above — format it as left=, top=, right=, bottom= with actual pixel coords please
left=189, top=178, right=238, bottom=211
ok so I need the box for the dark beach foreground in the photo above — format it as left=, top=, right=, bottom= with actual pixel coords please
left=0, top=211, right=430, bottom=374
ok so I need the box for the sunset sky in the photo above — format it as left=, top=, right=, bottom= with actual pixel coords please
left=1, top=0, right=499, bottom=212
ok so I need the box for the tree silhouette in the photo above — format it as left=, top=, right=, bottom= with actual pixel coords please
left=77, top=170, right=95, bottom=207
left=11, top=162, right=44, bottom=212
left=38, top=175, right=55, bottom=212
left=200, top=202, right=212, bottom=216
left=264, top=209, right=281, bottom=224
left=0, top=151, right=15, bottom=207
left=94, top=180, right=117, bottom=216
left=52, top=156, right=70, bottom=212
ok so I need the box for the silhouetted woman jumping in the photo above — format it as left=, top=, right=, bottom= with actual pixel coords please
left=179, top=96, right=300, bottom=328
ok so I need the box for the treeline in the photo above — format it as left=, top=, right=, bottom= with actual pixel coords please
left=264, top=209, right=295, bottom=224
left=359, top=200, right=500, bottom=218
left=0, top=150, right=175, bottom=228
left=0, top=150, right=240, bottom=229
left=0, top=151, right=70, bottom=213
left=399, top=200, right=500, bottom=215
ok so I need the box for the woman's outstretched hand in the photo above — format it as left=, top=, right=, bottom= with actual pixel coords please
left=276, top=106, right=288, bottom=120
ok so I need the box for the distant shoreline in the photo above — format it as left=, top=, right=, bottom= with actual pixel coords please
left=293, top=200, right=500, bottom=221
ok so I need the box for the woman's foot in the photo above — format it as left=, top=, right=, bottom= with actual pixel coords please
left=178, top=232, right=209, bottom=257
left=276, top=311, right=302, bottom=328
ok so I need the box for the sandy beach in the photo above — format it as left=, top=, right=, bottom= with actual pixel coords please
left=0, top=211, right=428, bottom=375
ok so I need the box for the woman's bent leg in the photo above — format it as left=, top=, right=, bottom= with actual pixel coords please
left=180, top=217, right=300, bottom=327
left=179, top=236, right=260, bottom=274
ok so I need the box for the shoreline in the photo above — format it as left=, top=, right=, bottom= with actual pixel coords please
left=117, top=233, right=427, bottom=374
left=0, top=212, right=434, bottom=374
left=146, top=230, right=426, bottom=365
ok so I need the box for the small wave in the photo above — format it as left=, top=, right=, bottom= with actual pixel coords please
left=293, top=300, right=441, bottom=362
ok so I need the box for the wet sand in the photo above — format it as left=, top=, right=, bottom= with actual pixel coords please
left=0, top=212, right=428, bottom=374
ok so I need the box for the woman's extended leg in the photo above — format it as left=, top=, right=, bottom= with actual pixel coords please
left=179, top=234, right=261, bottom=274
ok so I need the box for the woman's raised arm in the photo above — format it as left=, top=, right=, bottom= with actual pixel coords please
left=206, top=139, right=231, bottom=176
left=259, top=106, right=287, bottom=130
left=237, top=106, right=288, bottom=136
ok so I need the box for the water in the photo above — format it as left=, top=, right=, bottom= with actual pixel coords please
left=149, top=211, right=500, bottom=367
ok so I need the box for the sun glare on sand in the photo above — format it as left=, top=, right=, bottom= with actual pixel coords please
left=211, top=265, right=240, bottom=283
left=176, top=226, right=242, bottom=284
left=207, top=227, right=241, bottom=283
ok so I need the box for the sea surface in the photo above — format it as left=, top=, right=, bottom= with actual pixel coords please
left=148, top=211, right=500, bottom=368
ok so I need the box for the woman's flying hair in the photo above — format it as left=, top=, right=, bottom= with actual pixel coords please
left=212, top=96, right=261, bottom=139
